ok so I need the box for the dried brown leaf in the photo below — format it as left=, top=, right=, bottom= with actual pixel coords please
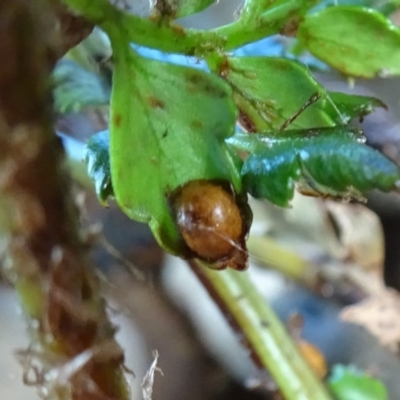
left=341, top=289, right=400, bottom=351
left=141, top=351, right=163, bottom=400
left=325, top=201, right=384, bottom=272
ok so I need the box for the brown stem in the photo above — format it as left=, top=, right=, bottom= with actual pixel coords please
left=0, top=1, right=128, bottom=399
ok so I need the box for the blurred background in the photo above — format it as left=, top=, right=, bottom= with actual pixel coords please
left=2, top=1, right=400, bottom=399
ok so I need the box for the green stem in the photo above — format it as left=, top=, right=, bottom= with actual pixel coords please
left=62, top=0, right=316, bottom=54
left=191, top=261, right=334, bottom=400
left=247, top=235, right=316, bottom=283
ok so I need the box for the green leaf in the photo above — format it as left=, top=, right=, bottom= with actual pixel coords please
left=52, top=60, right=110, bottom=113
left=327, top=91, right=387, bottom=124
left=219, top=57, right=335, bottom=131
left=313, top=0, right=398, bottom=16
left=298, top=6, right=400, bottom=78
left=328, top=364, right=388, bottom=400
left=109, top=42, right=240, bottom=253
left=85, top=130, right=113, bottom=205
left=151, top=0, right=215, bottom=18
left=228, top=127, right=400, bottom=207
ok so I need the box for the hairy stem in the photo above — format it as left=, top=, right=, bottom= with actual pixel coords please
left=0, top=2, right=129, bottom=399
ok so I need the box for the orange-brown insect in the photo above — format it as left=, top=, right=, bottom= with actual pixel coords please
left=170, top=179, right=252, bottom=270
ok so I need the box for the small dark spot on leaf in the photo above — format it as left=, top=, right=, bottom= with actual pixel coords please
left=191, top=119, right=203, bottom=129
left=147, top=95, right=165, bottom=109
left=162, top=130, right=168, bottom=138
left=113, top=114, right=122, bottom=127
left=186, top=72, right=203, bottom=85
left=185, top=72, right=226, bottom=98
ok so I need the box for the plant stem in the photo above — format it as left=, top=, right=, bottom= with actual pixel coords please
left=0, top=2, right=129, bottom=399
left=62, top=0, right=316, bottom=54
left=247, top=236, right=316, bottom=283
left=191, top=261, right=334, bottom=400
